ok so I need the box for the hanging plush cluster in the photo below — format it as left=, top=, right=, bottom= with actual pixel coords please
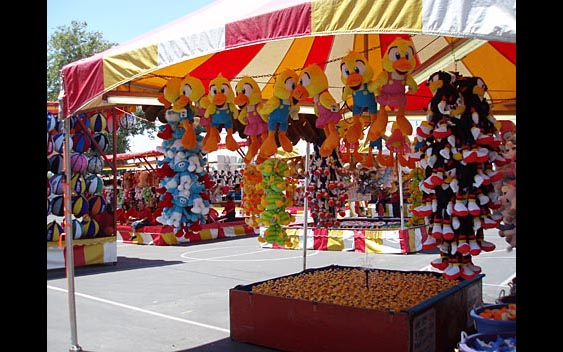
left=405, top=167, right=425, bottom=226
left=240, top=165, right=264, bottom=228
left=306, top=149, right=349, bottom=228
left=412, top=71, right=504, bottom=280
left=155, top=77, right=214, bottom=239
left=256, top=158, right=295, bottom=246
left=47, top=111, right=113, bottom=240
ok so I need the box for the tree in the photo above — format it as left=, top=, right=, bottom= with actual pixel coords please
left=47, top=21, right=114, bottom=101
left=47, top=21, right=158, bottom=153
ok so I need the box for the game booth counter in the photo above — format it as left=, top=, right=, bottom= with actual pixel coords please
left=47, top=105, right=121, bottom=271
left=109, top=148, right=258, bottom=246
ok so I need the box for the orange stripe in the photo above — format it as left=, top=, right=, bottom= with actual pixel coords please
left=261, top=37, right=315, bottom=98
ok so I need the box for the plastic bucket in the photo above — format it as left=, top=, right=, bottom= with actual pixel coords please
left=458, top=331, right=516, bottom=352
left=469, top=304, right=516, bottom=333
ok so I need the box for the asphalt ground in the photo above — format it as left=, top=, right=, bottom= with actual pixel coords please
left=47, top=229, right=516, bottom=352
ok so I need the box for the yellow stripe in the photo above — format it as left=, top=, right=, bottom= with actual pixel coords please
left=200, top=229, right=213, bottom=241
left=47, top=236, right=116, bottom=248
left=364, top=230, right=383, bottom=253
left=83, top=242, right=104, bottom=264
left=104, top=44, right=158, bottom=90
left=160, top=232, right=177, bottom=245
left=327, top=229, right=344, bottom=251
left=234, top=225, right=246, bottom=236
left=408, top=228, right=417, bottom=251
left=236, top=40, right=293, bottom=91
left=311, top=0, right=422, bottom=35
left=261, top=37, right=315, bottom=98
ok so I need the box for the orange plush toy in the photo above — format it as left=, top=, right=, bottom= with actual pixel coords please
left=234, top=76, right=268, bottom=164
left=202, top=73, right=239, bottom=153
left=294, top=64, right=342, bottom=157
left=340, top=51, right=377, bottom=147
left=372, top=37, right=419, bottom=137
left=257, top=68, right=300, bottom=159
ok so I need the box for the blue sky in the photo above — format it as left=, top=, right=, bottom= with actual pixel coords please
left=47, top=0, right=216, bottom=44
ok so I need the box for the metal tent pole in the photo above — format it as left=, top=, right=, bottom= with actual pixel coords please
left=302, top=142, right=310, bottom=271
left=59, top=94, right=83, bottom=352
left=397, top=153, right=405, bottom=230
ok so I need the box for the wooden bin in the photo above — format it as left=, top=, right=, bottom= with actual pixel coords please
left=230, top=265, right=484, bottom=352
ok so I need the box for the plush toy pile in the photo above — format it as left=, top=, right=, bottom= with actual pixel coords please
left=47, top=111, right=115, bottom=240
left=495, top=121, right=516, bottom=250
left=306, top=148, right=349, bottom=228
left=240, top=165, right=265, bottom=229
left=155, top=77, right=215, bottom=239
left=412, top=71, right=505, bottom=280
left=256, top=158, right=295, bottom=247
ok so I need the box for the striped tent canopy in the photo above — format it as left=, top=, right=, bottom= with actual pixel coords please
left=61, top=0, right=516, bottom=118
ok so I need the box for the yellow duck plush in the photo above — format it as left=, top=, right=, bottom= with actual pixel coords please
left=340, top=51, right=377, bottom=147
left=372, top=37, right=419, bottom=137
left=180, top=75, right=206, bottom=150
left=234, top=76, right=268, bottom=164
left=202, top=73, right=239, bottom=152
left=294, top=64, right=342, bottom=157
left=257, top=68, right=300, bottom=159
left=157, top=77, right=190, bottom=112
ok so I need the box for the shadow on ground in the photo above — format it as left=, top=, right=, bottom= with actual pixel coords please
left=175, top=337, right=281, bottom=352
left=46, top=256, right=185, bottom=280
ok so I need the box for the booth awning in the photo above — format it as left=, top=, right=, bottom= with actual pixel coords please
left=61, top=0, right=516, bottom=118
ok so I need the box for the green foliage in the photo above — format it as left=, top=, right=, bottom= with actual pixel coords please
left=47, top=21, right=158, bottom=154
left=47, top=21, right=115, bottom=101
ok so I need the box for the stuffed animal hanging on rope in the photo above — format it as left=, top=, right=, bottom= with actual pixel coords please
left=234, top=76, right=268, bottom=164
left=157, top=78, right=190, bottom=112
left=294, top=64, right=342, bottom=157
left=202, top=73, right=239, bottom=153
left=257, top=68, right=300, bottom=159
left=340, top=51, right=377, bottom=147
left=372, top=37, right=419, bottom=138
left=180, top=75, right=206, bottom=150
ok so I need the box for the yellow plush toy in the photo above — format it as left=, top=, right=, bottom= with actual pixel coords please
left=294, top=64, right=342, bottom=157
left=157, top=77, right=190, bottom=112
left=372, top=37, right=419, bottom=137
left=340, top=51, right=377, bottom=146
left=202, top=73, right=239, bottom=152
left=257, top=68, right=300, bottom=159
left=180, top=75, right=206, bottom=150
left=234, top=76, right=268, bottom=164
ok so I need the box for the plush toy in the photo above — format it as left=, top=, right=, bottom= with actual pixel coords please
left=373, top=37, right=418, bottom=137
left=202, top=73, right=239, bottom=152
left=294, top=64, right=342, bottom=157
left=234, top=76, right=268, bottom=164
left=340, top=51, right=377, bottom=146
left=498, top=181, right=516, bottom=251
left=385, top=121, right=414, bottom=168
left=256, top=158, right=295, bottom=246
left=180, top=75, right=206, bottom=150
left=157, top=78, right=190, bottom=112
left=258, top=68, right=300, bottom=159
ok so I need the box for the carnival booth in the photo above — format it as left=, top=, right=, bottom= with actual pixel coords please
left=47, top=107, right=118, bottom=270
left=59, top=0, right=516, bottom=350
